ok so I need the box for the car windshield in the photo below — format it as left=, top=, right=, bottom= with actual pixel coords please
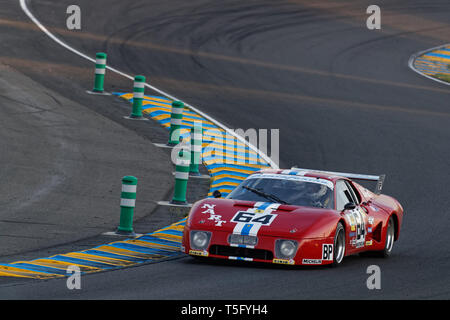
left=227, top=174, right=334, bottom=209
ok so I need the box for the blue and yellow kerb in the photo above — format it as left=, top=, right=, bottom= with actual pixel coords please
left=115, top=93, right=272, bottom=198
left=413, top=45, right=450, bottom=80
left=0, top=219, right=185, bottom=279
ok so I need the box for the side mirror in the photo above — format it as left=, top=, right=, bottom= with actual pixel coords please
left=213, top=190, right=222, bottom=198
left=343, top=202, right=356, bottom=211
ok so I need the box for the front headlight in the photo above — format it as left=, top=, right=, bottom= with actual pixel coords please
left=190, top=230, right=212, bottom=250
left=275, top=239, right=299, bottom=259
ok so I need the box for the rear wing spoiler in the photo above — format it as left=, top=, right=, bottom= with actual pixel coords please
left=290, top=167, right=386, bottom=195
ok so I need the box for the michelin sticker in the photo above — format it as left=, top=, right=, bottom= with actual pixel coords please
left=302, top=259, right=322, bottom=265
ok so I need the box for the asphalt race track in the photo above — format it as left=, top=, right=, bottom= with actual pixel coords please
left=0, top=0, right=449, bottom=299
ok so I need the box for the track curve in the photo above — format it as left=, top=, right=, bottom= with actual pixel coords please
left=1, top=0, right=450, bottom=299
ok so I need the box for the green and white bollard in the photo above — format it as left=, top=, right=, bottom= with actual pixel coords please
left=189, top=122, right=203, bottom=176
left=167, top=101, right=184, bottom=146
left=92, top=52, right=107, bottom=93
left=117, top=176, right=137, bottom=235
left=171, top=150, right=191, bottom=204
left=129, top=75, right=146, bottom=118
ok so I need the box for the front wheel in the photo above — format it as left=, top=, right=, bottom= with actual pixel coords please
left=331, top=222, right=346, bottom=267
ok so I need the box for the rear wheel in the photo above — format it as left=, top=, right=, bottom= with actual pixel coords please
left=377, top=216, right=395, bottom=257
left=332, top=222, right=346, bottom=267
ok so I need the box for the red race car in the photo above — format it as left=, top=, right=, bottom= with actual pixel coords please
left=182, top=168, right=404, bottom=266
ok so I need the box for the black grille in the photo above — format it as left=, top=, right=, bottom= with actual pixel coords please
left=209, top=245, right=273, bottom=261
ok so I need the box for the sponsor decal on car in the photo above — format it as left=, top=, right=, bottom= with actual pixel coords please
left=229, top=256, right=253, bottom=261
left=189, top=250, right=209, bottom=257
left=273, top=258, right=295, bottom=265
left=248, top=173, right=334, bottom=190
left=231, top=202, right=280, bottom=237
left=345, top=208, right=366, bottom=248
left=201, top=203, right=226, bottom=227
left=322, top=244, right=334, bottom=261
left=302, top=259, right=322, bottom=265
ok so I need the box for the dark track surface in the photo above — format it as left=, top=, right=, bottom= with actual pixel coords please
left=1, top=0, right=450, bottom=299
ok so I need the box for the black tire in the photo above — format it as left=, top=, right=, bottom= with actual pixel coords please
left=331, top=222, right=346, bottom=267
left=377, top=216, right=395, bottom=257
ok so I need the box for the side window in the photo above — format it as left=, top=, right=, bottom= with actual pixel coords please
left=335, top=180, right=354, bottom=211
left=345, top=181, right=361, bottom=204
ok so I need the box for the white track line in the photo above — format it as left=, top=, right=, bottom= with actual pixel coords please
left=19, top=0, right=278, bottom=169
left=408, top=43, right=450, bottom=87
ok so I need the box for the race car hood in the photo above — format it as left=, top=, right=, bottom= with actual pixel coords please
left=187, top=198, right=340, bottom=239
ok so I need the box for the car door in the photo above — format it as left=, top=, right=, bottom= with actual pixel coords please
left=336, top=180, right=369, bottom=253
left=347, top=180, right=383, bottom=247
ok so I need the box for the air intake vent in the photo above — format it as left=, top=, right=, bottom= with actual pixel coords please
left=209, top=245, right=273, bottom=260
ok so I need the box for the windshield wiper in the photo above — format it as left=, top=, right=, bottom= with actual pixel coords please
left=243, top=186, right=290, bottom=205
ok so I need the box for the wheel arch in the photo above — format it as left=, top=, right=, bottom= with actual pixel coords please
left=390, top=212, right=399, bottom=241
left=338, top=218, right=346, bottom=233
